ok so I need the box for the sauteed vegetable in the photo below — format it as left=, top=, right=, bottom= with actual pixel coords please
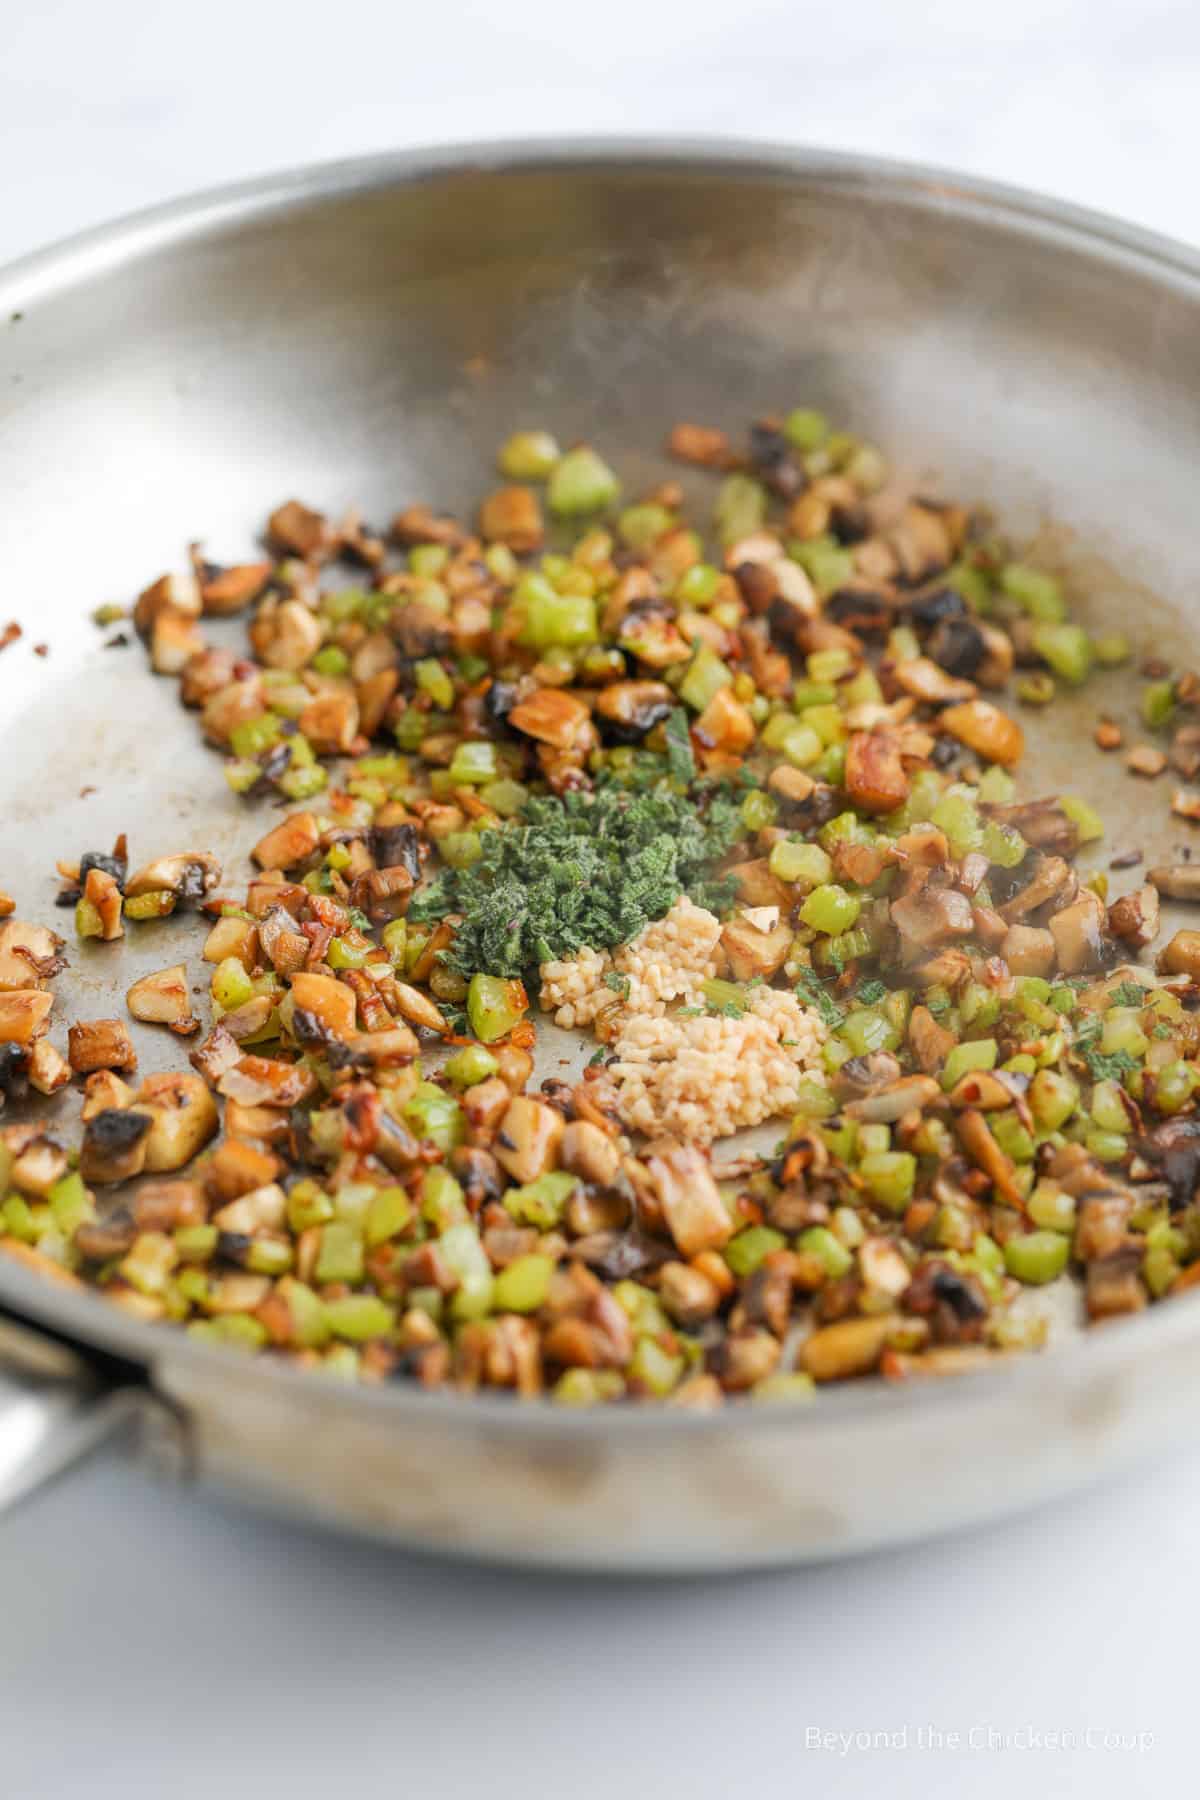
left=4, top=409, right=1200, bottom=1403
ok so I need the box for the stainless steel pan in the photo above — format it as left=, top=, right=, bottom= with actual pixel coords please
left=3, top=139, right=1200, bottom=1571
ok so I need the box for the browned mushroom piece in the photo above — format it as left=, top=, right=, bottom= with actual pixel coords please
left=0, top=921, right=65, bottom=992
left=133, top=572, right=201, bottom=636
left=67, top=1019, right=137, bottom=1075
left=720, top=912, right=794, bottom=982
left=1126, top=744, right=1168, bottom=778
left=1171, top=788, right=1200, bottom=824
left=666, top=422, right=738, bottom=468
left=1047, top=892, right=1110, bottom=975
left=83, top=867, right=124, bottom=940
left=508, top=688, right=592, bottom=751
left=267, top=499, right=331, bottom=560
left=1106, top=884, right=1159, bottom=949
left=1000, top=923, right=1057, bottom=977
left=844, top=731, right=910, bottom=814
left=299, top=689, right=360, bottom=755
left=126, top=965, right=198, bottom=1034
left=982, top=797, right=1080, bottom=854
left=890, top=885, right=975, bottom=947
left=477, top=485, right=544, bottom=553
left=494, top=1096, right=564, bottom=1185
left=124, top=852, right=221, bottom=904
left=998, top=856, right=1072, bottom=923
left=644, top=1140, right=732, bottom=1258
left=136, top=1073, right=220, bottom=1171
left=1157, top=931, right=1200, bottom=980
left=251, top=811, right=321, bottom=871
left=1148, top=864, right=1200, bottom=902
left=79, top=1108, right=153, bottom=1185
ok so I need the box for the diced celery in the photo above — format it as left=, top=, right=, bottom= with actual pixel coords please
left=364, top=1186, right=413, bottom=1249
left=315, top=1220, right=364, bottom=1286
left=784, top=408, right=828, bottom=451
left=768, top=840, right=832, bottom=888
left=440, top=1222, right=496, bottom=1321
left=799, top=885, right=861, bottom=935
left=442, top=1044, right=500, bottom=1088
left=1059, top=794, right=1104, bottom=844
left=1000, top=564, right=1065, bottom=620
left=858, top=1151, right=916, bottom=1214
left=403, top=1083, right=466, bottom=1152
left=325, top=1295, right=394, bottom=1341
left=1004, top=1230, right=1070, bottom=1285
left=1032, top=622, right=1091, bottom=685
left=679, top=644, right=733, bottom=713
left=420, top=1166, right=468, bottom=1230
left=725, top=1225, right=785, bottom=1276
left=617, top=503, right=673, bottom=549
left=516, top=576, right=598, bottom=649
left=941, top=1038, right=998, bottom=1090
left=498, top=430, right=560, bottom=481
left=788, top=534, right=854, bottom=595
left=504, top=1171, right=578, bottom=1229
left=547, top=447, right=620, bottom=516
left=448, top=740, right=498, bottom=785
left=798, top=1225, right=852, bottom=1279
left=493, top=1253, right=555, bottom=1313
left=714, top=473, right=767, bottom=546
left=467, top=973, right=528, bottom=1043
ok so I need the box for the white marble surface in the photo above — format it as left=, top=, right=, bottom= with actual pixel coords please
left=4, top=3, right=1200, bottom=1794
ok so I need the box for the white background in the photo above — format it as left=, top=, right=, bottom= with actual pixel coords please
left=3, top=2, right=1200, bottom=1794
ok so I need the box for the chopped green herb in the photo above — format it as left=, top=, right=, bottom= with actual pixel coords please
left=603, top=971, right=631, bottom=998
left=925, top=992, right=951, bottom=1018
left=856, top=979, right=887, bottom=1006
left=795, top=968, right=846, bottom=1030
left=1081, top=1045, right=1139, bottom=1083
left=1108, top=981, right=1149, bottom=1009
left=410, top=783, right=740, bottom=977
left=664, top=708, right=696, bottom=785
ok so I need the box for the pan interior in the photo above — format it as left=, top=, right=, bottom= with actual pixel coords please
left=1, top=149, right=1198, bottom=1369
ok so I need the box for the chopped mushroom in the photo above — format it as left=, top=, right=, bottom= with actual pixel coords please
left=494, top=1096, right=564, bottom=1184
left=124, top=852, right=221, bottom=904
left=1047, top=892, right=1110, bottom=974
left=135, top=1072, right=219, bottom=1171
left=151, top=607, right=205, bottom=675
left=252, top=812, right=321, bottom=871
left=26, top=1039, right=71, bottom=1095
left=891, top=886, right=975, bottom=946
left=645, top=1140, right=732, bottom=1258
left=1158, top=931, right=1200, bottom=980
left=1148, top=865, right=1200, bottom=901
left=0, top=921, right=64, bottom=992
left=939, top=699, right=1024, bottom=766
left=83, top=867, right=124, bottom=939
left=67, top=1019, right=137, bottom=1075
left=844, top=731, right=910, bottom=814
left=79, top=1107, right=152, bottom=1184
left=127, top=964, right=198, bottom=1034
left=1106, top=884, right=1160, bottom=949
left=133, top=572, right=201, bottom=635
left=1001, top=924, right=1057, bottom=977
left=267, top=500, right=331, bottom=559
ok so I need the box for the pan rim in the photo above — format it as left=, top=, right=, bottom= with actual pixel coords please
left=3, top=132, right=1199, bottom=1442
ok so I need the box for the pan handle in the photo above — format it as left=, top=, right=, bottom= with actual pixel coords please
left=0, top=1313, right=185, bottom=1511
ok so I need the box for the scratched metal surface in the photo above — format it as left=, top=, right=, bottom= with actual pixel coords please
left=1, top=143, right=1200, bottom=1568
